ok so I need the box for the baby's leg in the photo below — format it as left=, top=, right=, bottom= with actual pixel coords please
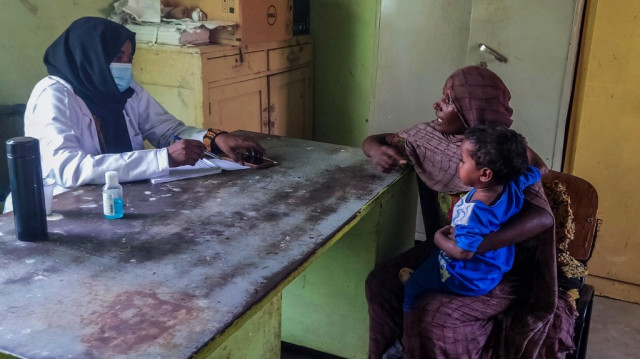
left=403, top=250, right=448, bottom=312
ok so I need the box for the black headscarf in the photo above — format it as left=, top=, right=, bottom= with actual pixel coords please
left=44, top=17, right=136, bottom=153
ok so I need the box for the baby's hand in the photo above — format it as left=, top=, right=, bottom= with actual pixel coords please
left=436, top=225, right=455, bottom=240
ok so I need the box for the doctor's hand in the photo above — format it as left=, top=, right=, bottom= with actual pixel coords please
left=167, top=139, right=206, bottom=167
left=214, top=133, right=265, bottom=164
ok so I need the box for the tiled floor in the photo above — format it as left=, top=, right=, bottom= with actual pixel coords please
left=281, top=295, right=640, bottom=359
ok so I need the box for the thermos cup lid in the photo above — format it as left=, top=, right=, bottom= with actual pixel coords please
left=6, top=137, right=40, bottom=157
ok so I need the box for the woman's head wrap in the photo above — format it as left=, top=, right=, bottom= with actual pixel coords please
left=398, top=66, right=514, bottom=193
left=44, top=17, right=136, bottom=153
left=447, top=65, right=513, bottom=128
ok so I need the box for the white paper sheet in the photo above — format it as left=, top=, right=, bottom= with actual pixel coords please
left=149, top=158, right=249, bottom=184
left=209, top=159, right=250, bottom=171
left=150, top=159, right=221, bottom=184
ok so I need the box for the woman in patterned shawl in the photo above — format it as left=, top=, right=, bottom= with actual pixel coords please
left=362, top=66, right=577, bottom=359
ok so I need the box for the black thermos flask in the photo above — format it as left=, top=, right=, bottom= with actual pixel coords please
left=6, top=137, right=48, bottom=241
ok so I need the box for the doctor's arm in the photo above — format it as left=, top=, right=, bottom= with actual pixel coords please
left=131, top=82, right=264, bottom=165
left=26, top=85, right=172, bottom=187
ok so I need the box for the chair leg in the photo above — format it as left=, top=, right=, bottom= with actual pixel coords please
left=576, top=289, right=594, bottom=359
left=572, top=284, right=595, bottom=359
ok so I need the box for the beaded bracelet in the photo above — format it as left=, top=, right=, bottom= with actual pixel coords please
left=386, top=133, right=408, bottom=157
left=203, top=128, right=228, bottom=153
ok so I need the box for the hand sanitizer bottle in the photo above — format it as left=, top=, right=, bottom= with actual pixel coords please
left=103, top=171, right=124, bottom=219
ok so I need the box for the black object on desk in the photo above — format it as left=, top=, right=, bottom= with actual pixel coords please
left=6, top=136, right=47, bottom=241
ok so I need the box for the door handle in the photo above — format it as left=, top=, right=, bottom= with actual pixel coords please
left=478, top=43, right=508, bottom=63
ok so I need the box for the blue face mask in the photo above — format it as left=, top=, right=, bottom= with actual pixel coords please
left=109, top=63, right=133, bottom=92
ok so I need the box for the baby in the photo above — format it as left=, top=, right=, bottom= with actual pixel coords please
left=402, top=125, right=547, bottom=311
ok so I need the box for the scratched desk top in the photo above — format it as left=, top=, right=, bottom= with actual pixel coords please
left=0, top=133, right=402, bottom=359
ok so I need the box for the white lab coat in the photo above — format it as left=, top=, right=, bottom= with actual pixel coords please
left=3, top=76, right=205, bottom=213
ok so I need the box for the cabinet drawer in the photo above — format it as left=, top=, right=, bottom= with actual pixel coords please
left=204, top=51, right=267, bottom=83
left=268, top=44, right=312, bottom=72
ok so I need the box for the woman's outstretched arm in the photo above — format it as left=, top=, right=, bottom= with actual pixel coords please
left=362, top=133, right=407, bottom=173
left=477, top=202, right=553, bottom=253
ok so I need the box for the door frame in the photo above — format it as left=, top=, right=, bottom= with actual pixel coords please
left=554, top=0, right=586, bottom=171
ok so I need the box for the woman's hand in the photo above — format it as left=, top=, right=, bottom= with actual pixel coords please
left=362, top=134, right=407, bottom=173
left=214, top=133, right=265, bottom=163
left=371, top=145, right=407, bottom=173
left=167, top=139, right=206, bottom=167
left=526, top=145, right=549, bottom=177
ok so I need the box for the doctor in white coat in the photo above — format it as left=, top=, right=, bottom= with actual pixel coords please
left=4, top=17, right=263, bottom=212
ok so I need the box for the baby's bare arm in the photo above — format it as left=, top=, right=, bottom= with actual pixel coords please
left=435, top=225, right=474, bottom=260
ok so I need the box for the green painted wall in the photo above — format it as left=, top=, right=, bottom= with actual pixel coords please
left=0, top=1, right=114, bottom=106
left=310, top=0, right=380, bottom=147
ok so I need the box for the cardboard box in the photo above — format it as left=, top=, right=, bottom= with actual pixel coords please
left=164, top=0, right=293, bottom=45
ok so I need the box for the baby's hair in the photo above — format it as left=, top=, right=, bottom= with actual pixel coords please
left=463, top=126, right=529, bottom=184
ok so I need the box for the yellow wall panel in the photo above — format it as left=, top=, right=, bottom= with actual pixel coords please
left=566, top=0, right=640, bottom=302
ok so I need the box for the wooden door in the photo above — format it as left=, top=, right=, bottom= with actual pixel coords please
left=207, top=78, right=268, bottom=133
left=268, top=67, right=313, bottom=139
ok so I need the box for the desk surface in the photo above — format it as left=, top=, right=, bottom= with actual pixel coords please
left=0, top=133, right=403, bottom=359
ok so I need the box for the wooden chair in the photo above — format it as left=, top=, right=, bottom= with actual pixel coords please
left=543, top=170, right=599, bottom=359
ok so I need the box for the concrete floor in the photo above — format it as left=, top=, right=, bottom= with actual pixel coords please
left=587, top=296, right=640, bottom=359
left=282, top=295, right=640, bottom=359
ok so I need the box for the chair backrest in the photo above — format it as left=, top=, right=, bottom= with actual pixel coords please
left=0, top=104, right=26, bottom=202
left=543, top=170, right=599, bottom=262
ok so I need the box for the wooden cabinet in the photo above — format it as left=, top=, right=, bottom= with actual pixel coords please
left=132, top=36, right=313, bottom=139
left=268, top=67, right=312, bottom=139
left=208, top=77, right=268, bottom=133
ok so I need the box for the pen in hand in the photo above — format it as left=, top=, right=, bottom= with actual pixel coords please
left=172, top=134, right=219, bottom=168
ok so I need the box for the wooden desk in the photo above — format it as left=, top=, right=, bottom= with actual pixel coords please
left=0, top=133, right=416, bottom=359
